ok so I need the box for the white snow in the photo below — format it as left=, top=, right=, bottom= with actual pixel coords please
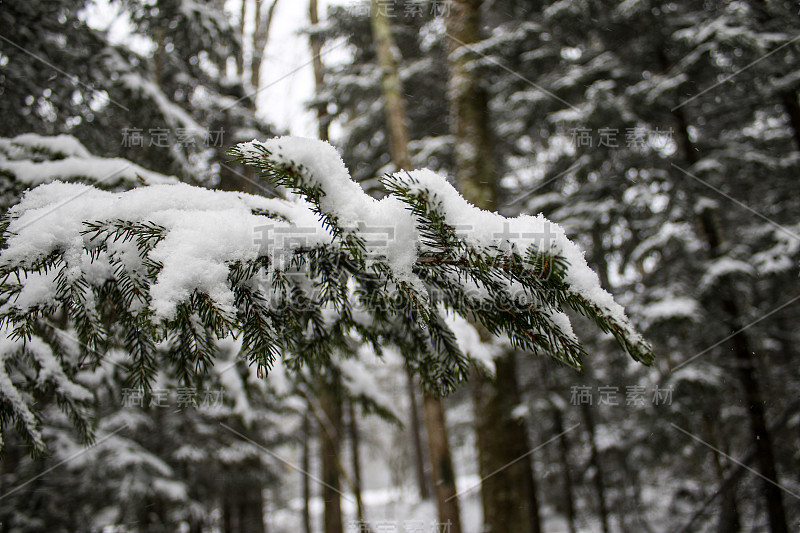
left=1, top=181, right=333, bottom=320
left=0, top=156, right=176, bottom=186
left=640, top=297, right=701, bottom=326
left=0, top=133, right=176, bottom=187
left=339, top=349, right=403, bottom=420
left=238, top=137, right=422, bottom=287
left=443, top=311, right=498, bottom=376
left=0, top=133, right=92, bottom=159
left=2, top=136, right=650, bottom=365
left=399, top=167, right=644, bottom=347
left=699, top=257, right=755, bottom=291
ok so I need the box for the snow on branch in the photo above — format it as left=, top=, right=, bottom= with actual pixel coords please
left=0, top=136, right=653, bottom=413
left=0, top=133, right=177, bottom=188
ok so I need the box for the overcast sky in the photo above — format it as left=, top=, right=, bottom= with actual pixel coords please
left=84, top=0, right=348, bottom=138
left=255, top=0, right=338, bottom=137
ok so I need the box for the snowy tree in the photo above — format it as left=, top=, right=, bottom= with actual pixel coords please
left=0, top=135, right=653, bottom=455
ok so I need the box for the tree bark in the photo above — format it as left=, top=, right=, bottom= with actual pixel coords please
left=472, top=357, right=542, bottom=533
left=423, top=392, right=463, bottom=533
left=701, top=416, right=741, bottom=533
left=347, top=399, right=368, bottom=524
left=302, top=411, right=313, bottom=533
left=370, top=0, right=413, bottom=170
left=675, top=400, right=799, bottom=533
left=552, top=406, right=577, bottom=533
left=445, top=0, right=497, bottom=211
left=445, top=2, right=542, bottom=532
left=237, top=473, right=266, bottom=533
left=581, top=402, right=610, bottom=533
left=237, top=0, right=247, bottom=78
left=250, top=0, right=280, bottom=92
left=309, top=0, right=329, bottom=142
left=671, top=102, right=790, bottom=533
left=319, top=380, right=343, bottom=533
left=407, top=371, right=431, bottom=500
left=695, top=205, right=788, bottom=533
left=780, top=90, right=800, bottom=151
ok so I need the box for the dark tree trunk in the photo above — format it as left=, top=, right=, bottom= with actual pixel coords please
left=250, top=0, right=280, bottom=92
left=697, top=206, right=788, bottom=533
left=407, top=371, right=431, bottom=500
left=671, top=101, right=790, bottom=533
left=702, top=416, right=741, bottom=533
left=319, top=380, right=343, bottom=533
left=223, top=492, right=236, bottom=533
left=309, top=0, right=329, bottom=142
left=445, top=2, right=543, bottom=532
left=553, top=406, right=577, bottom=533
left=236, top=478, right=266, bottom=533
left=781, top=90, right=800, bottom=151
left=236, top=0, right=246, bottom=77
left=302, top=411, right=313, bottom=533
left=423, top=393, right=463, bottom=533
left=445, top=0, right=498, bottom=211
left=348, top=399, right=368, bottom=524
left=473, top=357, right=542, bottom=533
left=581, top=402, right=610, bottom=533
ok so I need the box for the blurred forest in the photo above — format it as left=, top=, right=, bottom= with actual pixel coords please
left=0, top=0, right=799, bottom=532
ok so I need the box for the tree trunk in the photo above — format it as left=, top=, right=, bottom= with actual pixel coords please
left=702, top=416, right=741, bottom=533
left=581, top=402, right=610, bottom=533
left=423, top=393, right=463, bottom=533
left=473, top=357, right=542, bottom=533
left=348, top=399, right=368, bottom=524
left=237, top=477, right=266, bottom=533
left=671, top=101, right=790, bottom=533
left=696, top=206, right=788, bottom=533
left=445, top=0, right=497, bottom=211
left=369, top=0, right=413, bottom=170
left=237, top=0, right=247, bottom=77
left=309, top=0, right=329, bottom=142
left=223, top=492, right=236, bottom=533
left=302, top=411, right=313, bottom=533
left=407, top=371, right=431, bottom=500
left=552, top=406, right=578, bottom=533
left=445, top=2, right=542, bottom=532
left=319, top=380, right=343, bottom=533
left=781, top=90, right=800, bottom=152
left=251, top=0, right=280, bottom=92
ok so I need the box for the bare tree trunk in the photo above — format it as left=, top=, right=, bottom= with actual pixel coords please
left=445, top=0, right=497, bottom=211
left=423, top=392, right=463, bottom=533
left=309, top=0, right=329, bottom=142
left=407, top=371, right=431, bottom=500
left=781, top=90, right=800, bottom=151
left=675, top=400, right=799, bottom=533
left=236, top=475, right=266, bottom=533
left=671, top=103, right=790, bottom=533
left=368, top=5, right=438, bottom=511
left=445, top=2, right=542, bottom=532
left=319, top=380, right=343, bottom=533
left=552, top=406, right=577, bottom=533
left=581, top=402, right=610, bottom=533
left=696, top=206, right=788, bottom=533
left=701, top=415, right=741, bottom=533
left=250, top=0, right=280, bottom=92
left=369, top=0, right=412, bottom=170
left=237, top=0, right=247, bottom=77
left=348, top=399, right=368, bottom=524
left=223, top=493, right=236, bottom=533
left=473, top=358, right=542, bottom=533
left=302, top=411, right=313, bottom=533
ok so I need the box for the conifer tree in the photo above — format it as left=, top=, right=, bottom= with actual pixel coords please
left=0, top=135, right=654, bottom=454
